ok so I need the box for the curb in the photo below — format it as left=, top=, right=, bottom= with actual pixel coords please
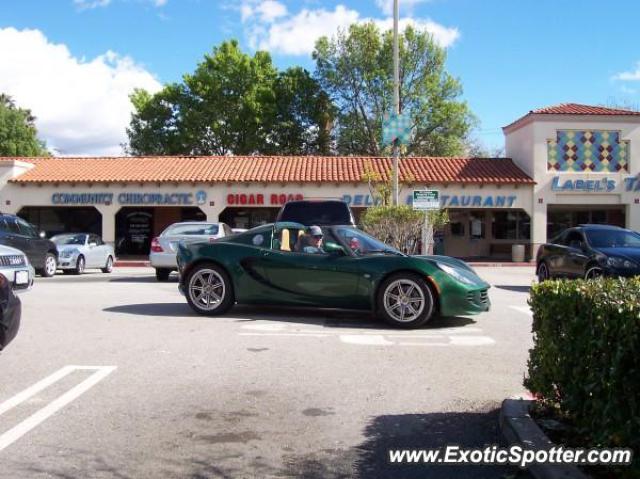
left=499, top=399, right=589, bottom=479
left=468, top=262, right=535, bottom=267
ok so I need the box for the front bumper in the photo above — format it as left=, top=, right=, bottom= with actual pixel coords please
left=0, top=266, right=34, bottom=292
left=431, top=270, right=491, bottom=317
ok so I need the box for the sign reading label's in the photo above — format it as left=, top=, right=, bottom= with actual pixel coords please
left=52, top=191, right=207, bottom=205
left=551, top=177, right=616, bottom=192
left=412, top=190, right=440, bottom=210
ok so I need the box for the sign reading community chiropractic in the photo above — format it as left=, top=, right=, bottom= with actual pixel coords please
left=52, top=191, right=207, bottom=206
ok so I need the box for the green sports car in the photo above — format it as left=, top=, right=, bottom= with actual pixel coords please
left=177, top=222, right=490, bottom=328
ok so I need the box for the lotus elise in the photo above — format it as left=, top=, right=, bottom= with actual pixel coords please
left=177, top=222, right=490, bottom=328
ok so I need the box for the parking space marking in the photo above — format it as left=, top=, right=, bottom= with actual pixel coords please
left=339, top=335, right=394, bottom=345
left=0, top=366, right=116, bottom=452
left=509, top=306, right=532, bottom=317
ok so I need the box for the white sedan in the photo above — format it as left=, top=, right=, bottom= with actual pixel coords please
left=51, top=233, right=115, bottom=274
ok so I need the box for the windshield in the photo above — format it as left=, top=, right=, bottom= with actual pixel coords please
left=585, top=229, right=640, bottom=248
left=164, top=224, right=219, bottom=236
left=334, top=226, right=403, bottom=256
left=52, top=234, right=87, bottom=245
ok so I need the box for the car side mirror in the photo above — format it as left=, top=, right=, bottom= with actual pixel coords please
left=324, top=242, right=346, bottom=255
left=39, top=231, right=46, bottom=239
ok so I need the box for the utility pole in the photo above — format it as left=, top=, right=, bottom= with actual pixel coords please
left=392, top=0, right=400, bottom=205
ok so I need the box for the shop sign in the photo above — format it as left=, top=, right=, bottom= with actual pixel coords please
left=341, top=194, right=381, bottom=206
left=412, top=190, right=440, bottom=210
left=226, top=193, right=303, bottom=206
left=407, top=194, right=517, bottom=208
left=52, top=190, right=207, bottom=206
left=551, top=176, right=616, bottom=192
left=624, top=176, right=640, bottom=191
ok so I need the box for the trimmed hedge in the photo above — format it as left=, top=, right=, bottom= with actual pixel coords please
left=526, top=278, right=639, bottom=474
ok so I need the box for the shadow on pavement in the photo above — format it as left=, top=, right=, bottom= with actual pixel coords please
left=493, top=285, right=531, bottom=293
left=109, top=276, right=178, bottom=283
left=103, top=302, right=476, bottom=330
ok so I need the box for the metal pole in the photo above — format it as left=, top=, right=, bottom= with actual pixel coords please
left=392, top=0, right=400, bottom=206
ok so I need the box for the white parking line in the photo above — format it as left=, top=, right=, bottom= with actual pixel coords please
left=509, top=306, right=533, bottom=317
left=0, top=366, right=116, bottom=452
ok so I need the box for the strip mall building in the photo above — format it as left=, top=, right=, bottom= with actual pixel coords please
left=1, top=103, right=639, bottom=260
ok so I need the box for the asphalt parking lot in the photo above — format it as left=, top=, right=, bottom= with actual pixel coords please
left=0, top=266, right=535, bottom=479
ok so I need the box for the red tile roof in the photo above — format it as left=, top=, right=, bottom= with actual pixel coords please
left=504, top=103, right=640, bottom=130
left=4, top=156, right=534, bottom=185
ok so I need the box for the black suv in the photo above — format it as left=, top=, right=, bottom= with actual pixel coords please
left=276, top=199, right=356, bottom=226
left=537, top=224, right=640, bottom=281
left=0, top=213, right=58, bottom=277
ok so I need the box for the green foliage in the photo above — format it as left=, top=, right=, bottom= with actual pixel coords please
left=361, top=205, right=424, bottom=254
left=126, top=41, right=333, bottom=156
left=313, top=23, right=475, bottom=156
left=527, top=278, right=640, bottom=476
left=0, top=94, right=48, bottom=156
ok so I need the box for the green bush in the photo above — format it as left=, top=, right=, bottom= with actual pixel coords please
left=526, top=278, right=640, bottom=474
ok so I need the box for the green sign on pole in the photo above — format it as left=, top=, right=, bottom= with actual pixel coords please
left=382, top=112, right=413, bottom=146
left=412, top=190, right=440, bottom=210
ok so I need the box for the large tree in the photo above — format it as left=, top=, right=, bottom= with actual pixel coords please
left=126, top=40, right=333, bottom=156
left=313, top=23, right=475, bottom=157
left=0, top=94, right=49, bottom=156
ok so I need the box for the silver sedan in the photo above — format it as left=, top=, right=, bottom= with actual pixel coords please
left=51, top=233, right=115, bottom=274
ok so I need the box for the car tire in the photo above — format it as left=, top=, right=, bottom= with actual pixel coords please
left=155, top=268, right=171, bottom=282
left=585, top=265, right=603, bottom=280
left=184, top=262, right=234, bottom=316
left=101, top=256, right=114, bottom=273
left=73, top=255, right=85, bottom=275
left=537, top=261, right=550, bottom=282
left=40, top=253, right=57, bottom=277
left=376, top=272, right=435, bottom=329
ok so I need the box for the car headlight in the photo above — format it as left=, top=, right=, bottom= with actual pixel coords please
left=436, top=262, right=477, bottom=285
left=606, top=257, right=637, bottom=269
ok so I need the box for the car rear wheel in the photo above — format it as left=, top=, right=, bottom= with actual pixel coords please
left=155, top=268, right=171, bottom=281
left=185, top=263, right=234, bottom=316
left=376, top=273, right=434, bottom=329
left=537, top=262, right=550, bottom=282
left=40, top=253, right=57, bottom=277
left=73, top=255, right=85, bottom=275
left=101, top=256, right=114, bottom=273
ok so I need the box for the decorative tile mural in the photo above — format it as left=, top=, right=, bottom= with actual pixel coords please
left=547, top=130, right=629, bottom=172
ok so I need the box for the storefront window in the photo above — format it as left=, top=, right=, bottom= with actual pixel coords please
left=492, top=211, right=531, bottom=240
left=469, top=212, right=485, bottom=239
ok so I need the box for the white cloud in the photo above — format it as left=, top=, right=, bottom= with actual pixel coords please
left=613, top=62, right=640, bottom=81
left=242, top=2, right=459, bottom=56
left=74, top=0, right=111, bottom=10
left=0, top=27, right=162, bottom=156
left=375, top=0, right=430, bottom=16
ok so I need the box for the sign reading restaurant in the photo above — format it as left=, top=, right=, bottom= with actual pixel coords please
left=342, top=193, right=519, bottom=208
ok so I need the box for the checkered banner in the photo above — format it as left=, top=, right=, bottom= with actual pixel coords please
left=382, top=112, right=413, bottom=146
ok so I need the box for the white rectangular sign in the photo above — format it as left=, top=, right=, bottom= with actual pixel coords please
left=412, top=190, right=440, bottom=210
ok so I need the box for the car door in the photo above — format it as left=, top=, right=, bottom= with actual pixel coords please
left=87, top=234, right=105, bottom=267
left=9, top=217, right=39, bottom=266
left=564, top=230, right=589, bottom=278
left=258, top=226, right=360, bottom=307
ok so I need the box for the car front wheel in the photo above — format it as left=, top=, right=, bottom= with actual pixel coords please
left=155, top=268, right=171, bottom=281
left=73, top=255, right=85, bottom=275
left=101, top=256, right=114, bottom=273
left=376, top=273, right=435, bottom=328
left=185, top=263, right=234, bottom=316
left=41, top=253, right=57, bottom=277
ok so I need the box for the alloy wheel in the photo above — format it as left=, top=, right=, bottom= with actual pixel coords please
left=45, top=256, right=57, bottom=276
left=383, top=279, right=426, bottom=323
left=585, top=267, right=603, bottom=280
left=188, top=268, right=226, bottom=311
left=538, top=263, right=549, bottom=282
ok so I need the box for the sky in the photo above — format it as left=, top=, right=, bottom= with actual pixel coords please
left=1, top=0, right=640, bottom=156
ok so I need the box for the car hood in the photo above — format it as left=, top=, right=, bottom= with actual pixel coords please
left=414, top=255, right=489, bottom=287
left=0, top=244, right=26, bottom=256
left=57, top=245, right=84, bottom=253
left=594, top=247, right=640, bottom=263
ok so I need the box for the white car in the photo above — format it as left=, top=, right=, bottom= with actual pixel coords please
left=0, top=244, right=34, bottom=292
left=51, top=233, right=115, bottom=274
left=150, top=222, right=233, bottom=281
